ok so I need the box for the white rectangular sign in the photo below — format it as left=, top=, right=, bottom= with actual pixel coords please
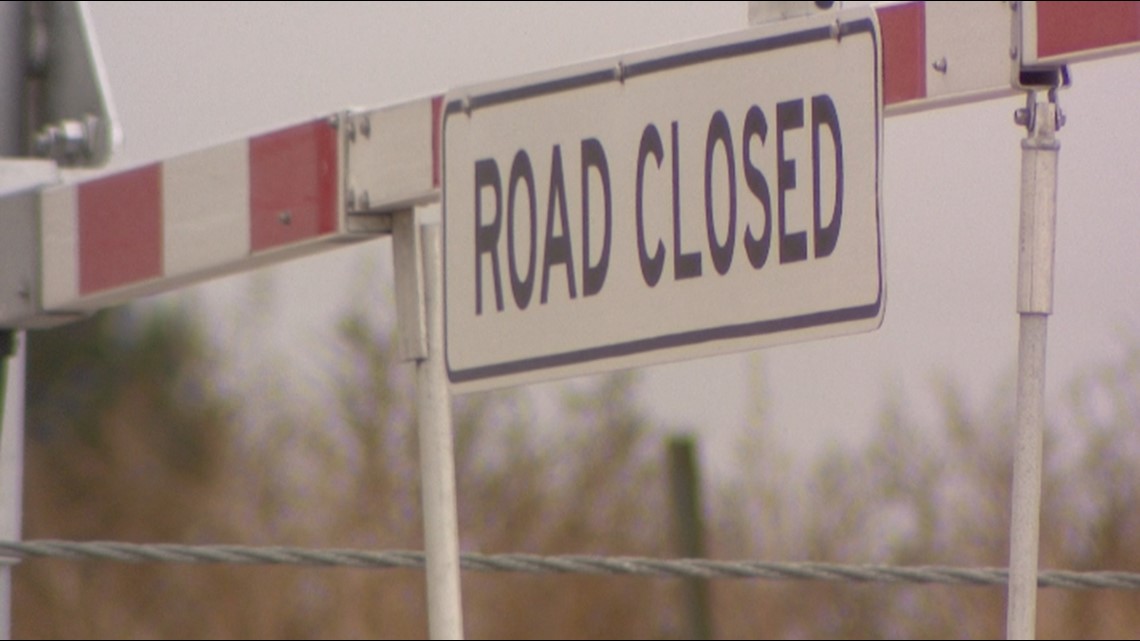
left=443, top=10, right=884, bottom=392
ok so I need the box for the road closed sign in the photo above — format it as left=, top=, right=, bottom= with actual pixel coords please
left=443, top=9, right=884, bottom=392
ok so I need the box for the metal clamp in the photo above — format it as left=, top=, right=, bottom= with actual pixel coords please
left=1013, top=85, right=1065, bottom=134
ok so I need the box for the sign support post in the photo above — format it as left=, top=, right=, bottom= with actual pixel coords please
left=397, top=217, right=465, bottom=640
left=1006, top=93, right=1061, bottom=641
left=0, top=332, right=23, bottom=641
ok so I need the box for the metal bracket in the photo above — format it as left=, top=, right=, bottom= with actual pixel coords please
left=342, top=99, right=439, bottom=235
left=1009, top=1, right=1072, bottom=91
left=0, top=190, right=84, bottom=329
left=1016, top=96, right=1060, bottom=316
left=1013, top=85, right=1065, bottom=135
left=22, top=1, right=120, bottom=167
left=392, top=211, right=428, bottom=362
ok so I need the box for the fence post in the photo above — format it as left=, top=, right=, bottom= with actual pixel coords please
left=668, top=435, right=712, bottom=640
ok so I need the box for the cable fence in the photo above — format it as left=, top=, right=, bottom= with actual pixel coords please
left=3, top=539, right=1139, bottom=591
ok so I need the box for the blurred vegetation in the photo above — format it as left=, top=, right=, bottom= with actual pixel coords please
left=12, top=301, right=1140, bottom=638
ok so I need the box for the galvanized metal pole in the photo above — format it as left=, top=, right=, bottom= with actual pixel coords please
left=1006, top=96, right=1060, bottom=641
left=413, top=223, right=464, bottom=639
left=0, top=5, right=27, bottom=638
left=0, top=335, right=22, bottom=641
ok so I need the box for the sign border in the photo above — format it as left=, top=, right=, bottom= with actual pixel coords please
left=443, top=16, right=883, bottom=386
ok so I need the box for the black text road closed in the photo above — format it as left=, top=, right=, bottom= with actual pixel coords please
left=443, top=9, right=884, bottom=392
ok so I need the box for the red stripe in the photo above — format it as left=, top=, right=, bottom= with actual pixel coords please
left=1037, top=1, right=1140, bottom=59
left=78, top=164, right=163, bottom=295
left=249, top=119, right=338, bottom=253
left=432, top=95, right=443, bottom=189
left=877, top=2, right=926, bottom=106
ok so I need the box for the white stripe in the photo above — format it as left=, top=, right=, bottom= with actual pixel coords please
left=162, top=140, right=251, bottom=278
left=924, top=2, right=1014, bottom=108
left=39, top=186, right=79, bottom=310
left=346, top=99, right=436, bottom=213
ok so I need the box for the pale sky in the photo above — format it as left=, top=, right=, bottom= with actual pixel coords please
left=81, top=2, right=1140, bottom=475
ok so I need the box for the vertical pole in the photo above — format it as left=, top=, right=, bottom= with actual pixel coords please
left=0, top=4, right=28, bottom=638
left=1006, top=96, right=1060, bottom=641
left=413, top=223, right=464, bottom=639
left=0, top=333, right=24, bottom=641
left=0, top=2, right=24, bottom=156
left=667, top=436, right=712, bottom=640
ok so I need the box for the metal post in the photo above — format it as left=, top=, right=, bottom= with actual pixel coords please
left=0, top=4, right=27, bottom=638
left=412, top=223, right=464, bottom=639
left=0, top=334, right=23, bottom=641
left=1005, top=95, right=1060, bottom=641
left=0, top=2, right=24, bottom=156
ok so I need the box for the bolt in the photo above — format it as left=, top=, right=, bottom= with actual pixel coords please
left=360, top=190, right=371, bottom=211
left=1010, top=1, right=1019, bottom=12
left=1013, top=107, right=1032, bottom=127
left=346, top=189, right=357, bottom=212
left=34, top=128, right=57, bottom=156
left=613, top=61, right=626, bottom=83
left=346, top=119, right=357, bottom=142
left=360, top=115, right=371, bottom=139
left=34, top=117, right=97, bottom=165
left=327, top=113, right=340, bottom=129
left=278, top=210, right=293, bottom=225
left=1010, top=46, right=1019, bottom=60
left=1055, top=108, right=1067, bottom=130
left=932, top=57, right=948, bottom=74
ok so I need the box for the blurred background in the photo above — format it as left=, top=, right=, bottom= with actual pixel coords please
left=12, top=2, right=1140, bottom=637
